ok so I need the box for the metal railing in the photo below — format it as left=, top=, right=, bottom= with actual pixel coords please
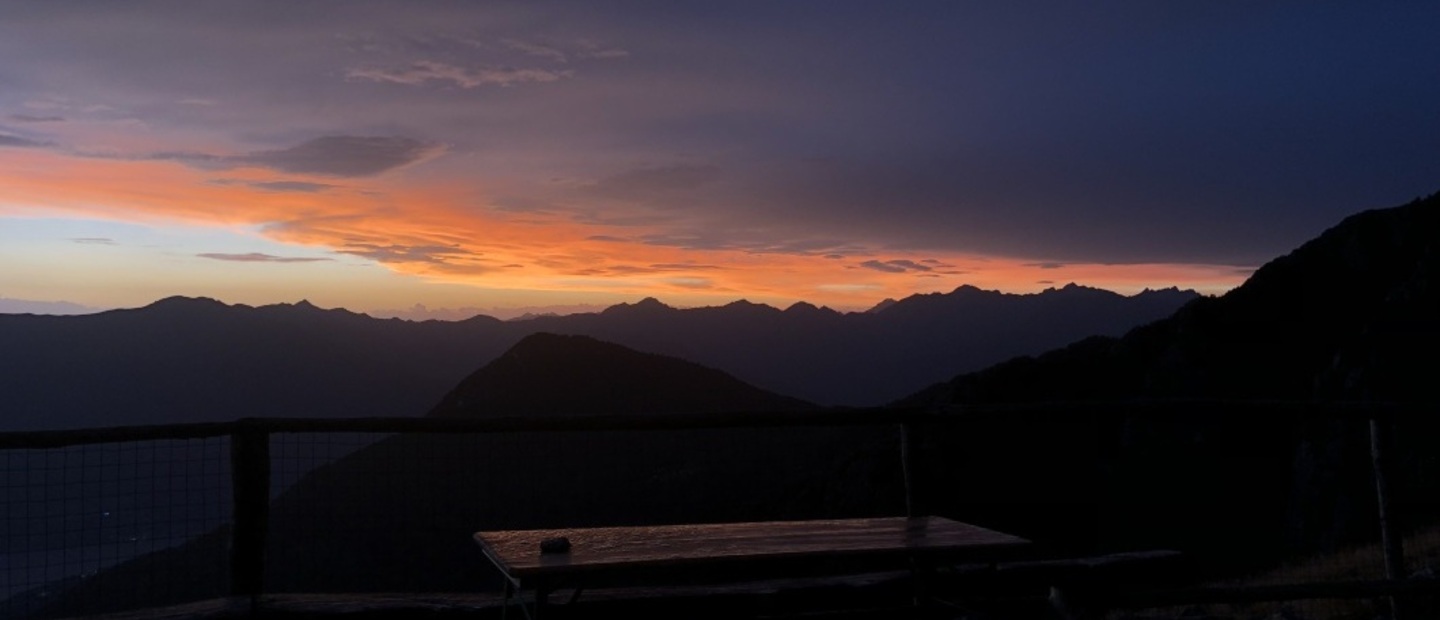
left=1, top=401, right=1435, bottom=619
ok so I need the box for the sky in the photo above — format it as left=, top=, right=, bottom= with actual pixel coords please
left=1, top=2, right=1437, bottom=318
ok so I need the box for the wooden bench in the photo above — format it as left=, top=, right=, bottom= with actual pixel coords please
left=473, top=516, right=1033, bottom=618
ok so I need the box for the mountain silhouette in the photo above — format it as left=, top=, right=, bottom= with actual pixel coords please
left=517, top=284, right=1196, bottom=406
left=32, top=336, right=900, bottom=616
left=429, top=333, right=813, bottom=417
left=0, top=296, right=518, bottom=431
left=0, top=283, right=1195, bottom=432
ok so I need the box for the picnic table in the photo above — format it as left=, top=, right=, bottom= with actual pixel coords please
left=473, top=515, right=1031, bottom=618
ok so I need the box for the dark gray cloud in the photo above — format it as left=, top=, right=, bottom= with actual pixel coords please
left=0, top=133, right=46, bottom=148
left=574, top=262, right=721, bottom=277
left=346, top=61, right=572, bottom=89
left=210, top=178, right=336, bottom=193
left=639, top=229, right=866, bottom=256
left=127, top=138, right=433, bottom=179
left=9, top=114, right=64, bottom=123
left=1029, top=262, right=1065, bottom=270
left=578, top=47, right=629, bottom=60
left=70, top=237, right=116, bottom=245
left=337, top=242, right=481, bottom=267
left=240, top=136, right=439, bottom=177
left=859, top=259, right=933, bottom=274
left=197, top=252, right=331, bottom=263
left=252, top=180, right=335, bottom=193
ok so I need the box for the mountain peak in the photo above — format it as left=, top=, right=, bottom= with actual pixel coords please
left=722, top=298, right=776, bottom=311
left=139, top=296, right=232, bottom=317
left=144, top=295, right=226, bottom=309
left=1039, top=283, right=1114, bottom=298
left=429, top=333, right=814, bottom=417
left=784, top=301, right=819, bottom=313
left=601, top=297, right=673, bottom=315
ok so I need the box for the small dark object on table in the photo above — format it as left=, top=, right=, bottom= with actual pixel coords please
left=540, top=536, right=571, bottom=554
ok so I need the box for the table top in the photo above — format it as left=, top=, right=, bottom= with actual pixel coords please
left=473, top=516, right=1030, bottom=580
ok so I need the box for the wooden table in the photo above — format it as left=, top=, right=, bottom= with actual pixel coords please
left=473, top=516, right=1031, bottom=618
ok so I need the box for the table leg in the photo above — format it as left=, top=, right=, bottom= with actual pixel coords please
left=501, top=579, right=514, bottom=620
left=533, top=580, right=552, bottom=620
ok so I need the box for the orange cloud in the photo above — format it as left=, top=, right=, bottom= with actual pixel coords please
left=0, top=148, right=1248, bottom=309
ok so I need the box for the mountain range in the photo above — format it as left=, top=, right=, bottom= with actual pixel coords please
left=0, top=282, right=1195, bottom=431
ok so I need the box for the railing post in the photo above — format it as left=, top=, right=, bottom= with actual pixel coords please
left=900, top=421, right=924, bottom=517
left=1369, top=411, right=1404, bottom=619
left=230, top=421, right=271, bottom=614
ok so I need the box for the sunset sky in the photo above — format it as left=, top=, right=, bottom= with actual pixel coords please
left=2, top=2, right=1437, bottom=318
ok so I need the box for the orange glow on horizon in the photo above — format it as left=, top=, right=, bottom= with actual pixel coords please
left=0, top=149, right=1249, bottom=311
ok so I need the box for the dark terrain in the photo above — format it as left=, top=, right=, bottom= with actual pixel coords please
left=25, top=334, right=906, bottom=617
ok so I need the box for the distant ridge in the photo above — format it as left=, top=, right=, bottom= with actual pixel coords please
left=429, top=333, right=814, bottom=417
left=901, top=191, right=1440, bottom=405
left=517, top=282, right=1198, bottom=405
left=0, top=279, right=1196, bottom=431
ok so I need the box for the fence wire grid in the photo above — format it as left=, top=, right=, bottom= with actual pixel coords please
left=1, top=438, right=231, bottom=620
left=0, top=405, right=1436, bottom=620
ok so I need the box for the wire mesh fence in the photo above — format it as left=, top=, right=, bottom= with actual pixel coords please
left=0, top=404, right=1436, bottom=619
left=0, top=438, right=231, bottom=619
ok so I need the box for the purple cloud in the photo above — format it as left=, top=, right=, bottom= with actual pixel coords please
left=859, top=259, right=933, bottom=273
left=210, top=178, right=336, bottom=193
left=0, top=133, right=47, bottom=148
left=240, top=136, right=439, bottom=177
left=347, top=60, right=572, bottom=89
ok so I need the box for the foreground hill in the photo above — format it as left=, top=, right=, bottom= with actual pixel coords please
left=0, top=283, right=1194, bottom=431
left=428, top=333, right=814, bottom=417
left=892, top=191, right=1440, bottom=572
left=33, top=335, right=901, bottom=616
